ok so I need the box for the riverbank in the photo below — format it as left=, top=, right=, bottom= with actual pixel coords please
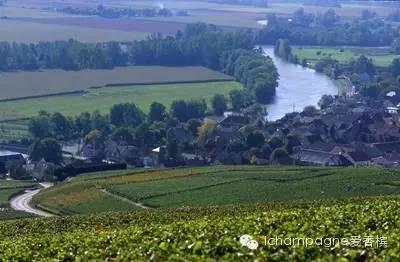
left=261, top=46, right=338, bottom=120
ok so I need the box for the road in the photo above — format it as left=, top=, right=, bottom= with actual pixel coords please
left=10, top=182, right=54, bottom=217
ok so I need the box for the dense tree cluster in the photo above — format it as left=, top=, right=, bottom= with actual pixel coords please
left=58, top=5, right=179, bottom=18
left=129, top=24, right=254, bottom=69
left=257, top=9, right=399, bottom=46
left=0, top=40, right=127, bottom=70
left=220, top=48, right=279, bottom=103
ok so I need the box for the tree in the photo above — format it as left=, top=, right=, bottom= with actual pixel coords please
left=292, top=8, right=314, bottom=27
left=261, top=143, right=272, bottom=159
left=75, top=112, right=92, bottom=136
left=268, top=136, right=284, bottom=150
left=211, top=94, right=227, bottom=116
left=50, top=112, right=73, bottom=139
left=391, top=58, right=400, bottom=77
left=246, top=132, right=265, bottom=148
left=149, top=102, right=166, bottom=122
left=110, top=103, right=145, bottom=127
left=302, top=105, right=318, bottom=117
left=187, top=119, right=202, bottom=136
left=28, top=115, right=50, bottom=139
left=91, top=110, right=110, bottom=135
left=274, top=39, right=292, bottom=60
left=170, top=100, right=188, bottom=122
left=351, top=55, right=376, bottom=76
left=318, top=95, right=334, bottom=109
left=317, top=9, right=339, bottom=27
left=229, top=89, right=251, bottom=111
left=270, top=147, right=289, bottom=164
left=112, top=127, right=134, bottom=144
left=29, top=138, right=63, bottom=164
left=186, top=100, right=207, bottom=119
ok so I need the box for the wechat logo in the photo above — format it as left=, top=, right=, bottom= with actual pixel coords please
left=240, top=234, right=259, bottom=250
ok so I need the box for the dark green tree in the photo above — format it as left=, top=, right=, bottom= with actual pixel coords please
left=211, top=94, right=227, bottom=116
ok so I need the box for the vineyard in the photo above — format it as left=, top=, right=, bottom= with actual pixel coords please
left=0, top=197, right=399, bottom=260
left=34, top=166, right=400, bottom=214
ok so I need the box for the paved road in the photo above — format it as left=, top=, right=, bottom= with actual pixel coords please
left=10, top=182, right=54, bottom=217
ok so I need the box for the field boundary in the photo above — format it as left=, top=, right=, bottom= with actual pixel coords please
left=99, top=187, right=151, bottom=209
left=0, top=90, right=86, bottom=103
left=0, top=79, right=236, bottom=104
left=103, top=78, right=235, bottom=87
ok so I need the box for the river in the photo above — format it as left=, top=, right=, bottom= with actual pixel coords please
left=262, top=46, right=338, bottom=121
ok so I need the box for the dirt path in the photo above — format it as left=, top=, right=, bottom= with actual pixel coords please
left=10, top=182, right=54, bottom=217
left=99, top=188, right=151, bottom=209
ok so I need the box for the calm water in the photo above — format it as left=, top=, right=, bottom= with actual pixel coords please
left=262, top=46, right=338, bottom=121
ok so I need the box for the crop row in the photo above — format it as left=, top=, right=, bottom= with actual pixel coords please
left=0, top=197, right=399, bottom=260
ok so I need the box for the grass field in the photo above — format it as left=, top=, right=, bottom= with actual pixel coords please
left=34, top=166, right=400, bottom=214
left=0, top=66, right=233, bottom=101
left=293, top=46, right=400, bottom=67
left=0, top=81, right=240, bottom=121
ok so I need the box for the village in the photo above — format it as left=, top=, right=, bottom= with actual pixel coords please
left=1, top=91, right=400, bottom=182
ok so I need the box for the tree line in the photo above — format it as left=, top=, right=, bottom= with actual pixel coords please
left=57, top=5, right=185, bottom=19
left=256, top=9, right=400, bottom=46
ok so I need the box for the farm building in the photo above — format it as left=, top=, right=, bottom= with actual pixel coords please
left=0, top=151, right=24, bottom=174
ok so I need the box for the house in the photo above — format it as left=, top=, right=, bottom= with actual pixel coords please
left=218, top=113, right=249, bottom=130
left=104, top=139, right=139, bottom=164
left=373, top=141, right=400, bottom=161
left=346, top=151, right=371, bottom=167
left=291, top=149, right=353, bottom=167
left=181, top=153, right=207, bottom=167
left=31, top=159, right=56, bottom=181
left=0, top=151, right=24, bottom=174
left=330, top=146, right=371, bottom=167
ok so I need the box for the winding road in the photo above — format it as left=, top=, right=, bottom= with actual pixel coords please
left=10, top=182, right=54, bottom=217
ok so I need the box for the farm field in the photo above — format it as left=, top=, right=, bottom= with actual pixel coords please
left=293, top=46, right=400, bottom=67
left=0, top=196, right=399, bottom=260
left=0, top=120, right=30, bottom=141
left=0, top=81, right=240, bottom=121
left=0, top=6, right=78, bottom=18
left=0, top=19, right=149, bottom=43
left=0, top=66, right=233, bottom=101
left=12, top=17, right=187, bottom=35
left=34, top=166, right=400, bottom=214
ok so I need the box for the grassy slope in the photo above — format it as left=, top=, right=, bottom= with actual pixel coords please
left=0, top=81, right=240, bottom=121
left=293, top=47, right=400, bottom=67
left=0, top=197, right=399, bottom=260
left=34, top=166, right=400, bottom=214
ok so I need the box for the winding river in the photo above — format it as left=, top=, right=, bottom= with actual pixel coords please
left=262, top=46, right=338, bottom=121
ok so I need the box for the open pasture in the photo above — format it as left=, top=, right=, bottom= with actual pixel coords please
left=293, top=46, right=400, bottom=67
left=0, top=81, right=240, bottom=121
